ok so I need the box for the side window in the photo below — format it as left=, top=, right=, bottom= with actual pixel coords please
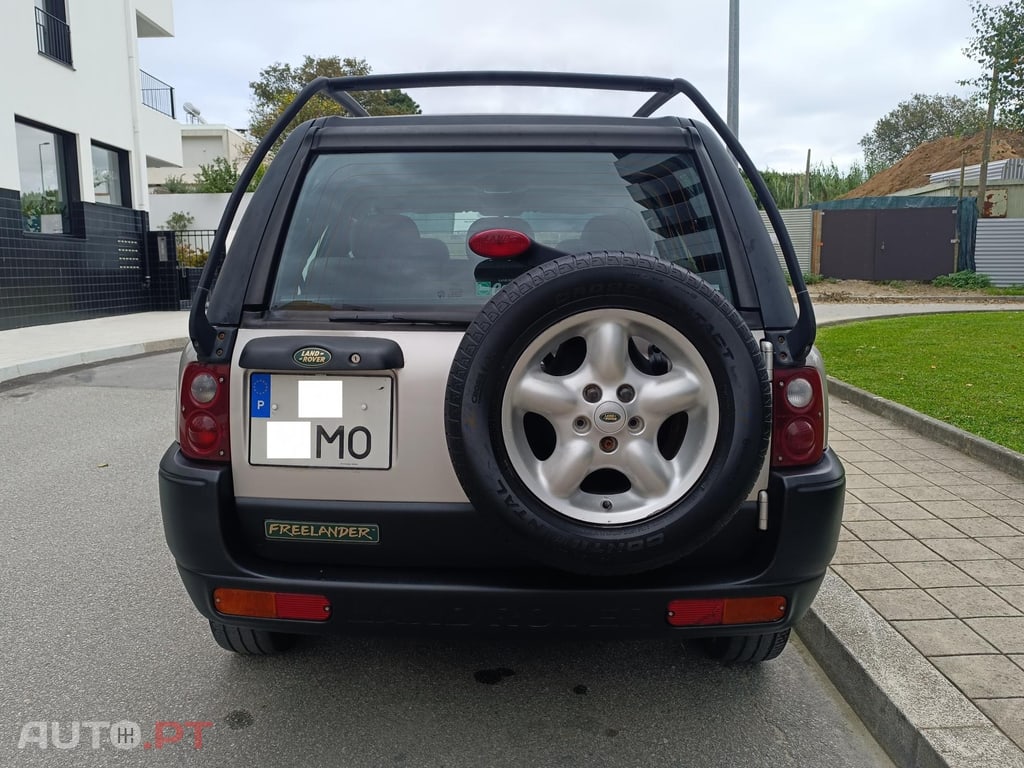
left=15, top=118, right=78, bottom=234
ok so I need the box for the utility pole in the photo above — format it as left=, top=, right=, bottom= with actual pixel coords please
left=727, top=0, right=739, bottom=137
left=977, top=63, right=998, bottom=217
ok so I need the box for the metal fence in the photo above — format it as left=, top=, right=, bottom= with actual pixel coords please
left=759, top=208, right=813, bottom=274
left=140, top=70, right=176, bottom=118
left=35, top=7, right=72, bottom=66
left=976, top=219, right=1024, bottom=287
left=174, top=229, right=215, bottom=309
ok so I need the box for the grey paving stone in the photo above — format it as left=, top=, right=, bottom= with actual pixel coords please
left=922, top=723, right=1024, bottom=767
left=880, top=472, right=932, bottom=489
left=831, top=540, right=885, bottom=565
left=979, top=537, right=1024, bottom=559
left=956, top=559, right=1024, bottom=586
left=843, top=474, right=886, bottom=490
left=841, top=503, right=883, bottom=522
left=965, top=618, right=1024, bottom=653
left=837, top=526, right=855, bottom=541
left=1014, top=656, right=1024, bottom=673
left=900, top=460, right=958, bottom=474
left=859, top=438, right=903, bottom=451
left=877, top=448, right=928, bottom=462
left=975, top=699, right=1024, bottom=752
left=950, top=517, right=1022, bottom=538
left=1009, top=519, right=1024, bottom=535
left=850, top=487, right=910, bottom=504
left=899, top=486, right=961, bottom=502
left=897, top=561, right=979, bottom=588
left=919, top=473, right=975, bottom=487
left=923, top=538, right=1002, bottom=561
left=868, top=539, right=942, bottom=562
left=839, top=449, right=886, bottom=463
left=995, top=586, right=1024, bottom=612
left=845, top=520, right=913, bottom=541
left=869, top=501, right=934, bottom=521
left=891, top=618, right=997, bottom=656
left=980, top=499, right=1024, bottom=517
left=928, top=587, right=1021, bottom=618
left=932, top=655, right=1024, bottom=698
left=876, top=428, right=919, bottom=439
left=938, top=455, right=1003, bottom=472
left=953, top=485, right=1020, bottom=501
left=897, top=519, right=968, bottom=539
left=860, top=589, right=953, bottom=620
left=992, top=484, right=1024, bottom=501
left=921, top=500, right=989, bottom=520
left=833, top=562, right=917, bottom=589
left=964, top=470, right=1023, bottom=485
left=850, top=460, right=906, bottom=475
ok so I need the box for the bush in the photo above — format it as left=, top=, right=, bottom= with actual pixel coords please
left=932, top=271, right=992, bottom=289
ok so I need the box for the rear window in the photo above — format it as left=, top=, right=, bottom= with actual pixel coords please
left=271, top=151, right=734, bottom=311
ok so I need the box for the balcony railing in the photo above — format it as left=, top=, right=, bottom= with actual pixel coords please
left=140, top=70, right=176, bottom=118
left=35, top=7, right=73, bottom=66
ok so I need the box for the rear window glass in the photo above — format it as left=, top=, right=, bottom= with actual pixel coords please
left=271, top=151, right=733, bottom=311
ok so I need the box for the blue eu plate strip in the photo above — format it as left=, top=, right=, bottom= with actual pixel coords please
left=250, top=374, right=271, bottom=418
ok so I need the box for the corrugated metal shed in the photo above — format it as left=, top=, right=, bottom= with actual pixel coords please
left=976, top=219, right=1024, bottom=286
left=929, top=158, right=1024, bottom=185
left=759, top=208, right=812, bottom=274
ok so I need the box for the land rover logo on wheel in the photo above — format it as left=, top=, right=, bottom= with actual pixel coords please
left=599, top=412, right=621, bottom=423
left=293, top=347, right=331, bottom=367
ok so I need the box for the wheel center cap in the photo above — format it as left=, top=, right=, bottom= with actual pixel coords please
left=594, top=402, right=627, bottom=434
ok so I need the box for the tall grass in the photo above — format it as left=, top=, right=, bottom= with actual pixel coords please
left=745, top=161, right=872, bottom=210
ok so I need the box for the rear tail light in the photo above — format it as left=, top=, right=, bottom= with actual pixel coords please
left=771, top=367, right=825, bottom=467
left=213, top=588, right=331, bottom=621
left=666, top=597, right=787, bottom=627
left=179, top=362, right=231, bottom=462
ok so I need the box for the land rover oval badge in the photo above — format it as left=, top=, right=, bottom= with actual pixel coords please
left=293, top=346, right=331, bottom=367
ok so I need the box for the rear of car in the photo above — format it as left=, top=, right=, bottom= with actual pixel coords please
left=159, top=73, right=844, bottom=662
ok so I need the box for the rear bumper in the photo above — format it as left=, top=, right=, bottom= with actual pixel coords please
left=159, top=445, right=845, bottom=637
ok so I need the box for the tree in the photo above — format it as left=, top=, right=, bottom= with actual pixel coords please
left=962, top=0, right=1024, bottom=133
left=962, top=0, right=1024, bottom=209
left=858, top=93, right=986, bottom=169
left=248, top=56, right=421, bottom=152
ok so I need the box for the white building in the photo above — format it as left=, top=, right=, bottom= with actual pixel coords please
left=0, top=0, right=181, bottom=228
left=148, top=123, right=252, bottom=189
left=0, top=0, right=185, bottom=330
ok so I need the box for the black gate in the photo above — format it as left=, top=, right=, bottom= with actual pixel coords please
left=820, top=207, right=957, bottom=281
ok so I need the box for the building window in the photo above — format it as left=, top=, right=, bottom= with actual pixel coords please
left=34, top=0, right=72, bottom=67
left=15, top=119, right=78, bottom=234
left=91, top=143, right=130, bottom=207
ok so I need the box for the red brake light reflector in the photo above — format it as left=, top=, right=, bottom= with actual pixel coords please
left=667, top=597, right=786, bottom=626
left=468, top=228, right=532, bottom=259
left=213, top=588, right=331, bottom=622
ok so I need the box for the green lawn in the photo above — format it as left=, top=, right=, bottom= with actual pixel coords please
left=816, top=312, right=1024, bottom=453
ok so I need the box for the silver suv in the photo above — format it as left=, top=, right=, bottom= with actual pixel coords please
left=158, top=72, right=844, bottom=663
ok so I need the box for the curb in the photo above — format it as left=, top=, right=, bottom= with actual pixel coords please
left=811, top=295, right=1024, bottom=305
left=0, top=337, right=188, bottom=388
left=826, top=377, right=1024, bottom=482
left=798, top=574, right=1024, bottom=768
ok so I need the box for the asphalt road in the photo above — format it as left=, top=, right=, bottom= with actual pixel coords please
left=0, top=353, right=894, bottom=768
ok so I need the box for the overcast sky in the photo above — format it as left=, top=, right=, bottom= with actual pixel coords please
left=138, top=0, right=985, bottom=172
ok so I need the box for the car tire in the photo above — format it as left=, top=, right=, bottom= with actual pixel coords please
left=703, top=629, right=790, bottom=664
left=445, top=251, right=771, bottom=575
left=209, top=620, right=296, bottom=655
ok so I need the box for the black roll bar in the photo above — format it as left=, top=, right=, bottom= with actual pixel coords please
left=190, top=71, right=814, bottom=363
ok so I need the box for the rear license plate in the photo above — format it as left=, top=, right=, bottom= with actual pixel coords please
left=248, top=373, right=393, bottom=469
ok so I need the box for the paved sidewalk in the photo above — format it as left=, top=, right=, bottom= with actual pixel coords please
left=828, top=400, right=1024, bottom=752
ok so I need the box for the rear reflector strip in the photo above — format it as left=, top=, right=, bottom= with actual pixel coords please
left=213, top=588, right=331, bottom=621
left=666, top=596, right=787, bottom=627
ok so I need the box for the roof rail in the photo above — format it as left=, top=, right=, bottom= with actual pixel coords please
left=191, top=72, right=814, bottom=364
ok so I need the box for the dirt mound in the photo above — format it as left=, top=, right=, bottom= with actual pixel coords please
left=841, top=129, right=1024, bottom=199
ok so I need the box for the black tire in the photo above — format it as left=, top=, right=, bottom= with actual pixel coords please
left=209, top=620, right=296, bottom=655
left=445, top=251, right=771, bottom=575
left=703, top=629, right=791, bottom=664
